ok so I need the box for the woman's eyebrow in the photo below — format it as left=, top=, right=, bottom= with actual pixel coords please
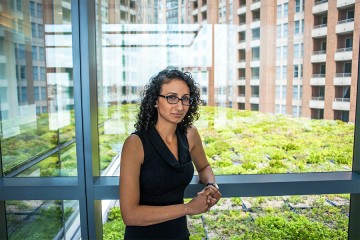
left=163, top=92, right=190, bottom=96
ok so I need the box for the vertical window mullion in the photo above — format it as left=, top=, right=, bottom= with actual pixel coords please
left=348, top=38, right=360, bottom=239
left=72, top=0, right=102, bottom=239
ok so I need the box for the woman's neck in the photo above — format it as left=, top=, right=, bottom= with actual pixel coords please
left=154, top=122, right=177, bottom=143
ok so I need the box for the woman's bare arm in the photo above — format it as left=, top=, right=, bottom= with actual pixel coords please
left=119, top=134, right=209, bottom=226
left=187, top=126, right=222, bottom=205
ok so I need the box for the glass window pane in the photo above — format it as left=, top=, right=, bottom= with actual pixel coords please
left=104, top=195, right=349, bottom=239
left=94, top=0, right=357, bottom=179
left=0, top=0, right=76, bottom=177
left=6, top=200, right=80, bottom=239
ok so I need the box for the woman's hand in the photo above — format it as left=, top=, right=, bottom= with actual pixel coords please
left=185, top=192, right=210, bottom=215
left=201, top=186, right=222, bottom=209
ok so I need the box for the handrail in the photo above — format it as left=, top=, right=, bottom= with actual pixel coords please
left=314, top=0, right=328, bottom=5
left=312, top=96, right=325, bottom=101
left=338, top=18, right=354, bottom=24
left=314, top=23, right=327, bottom=29
left=312, top=74, right=325, bottom=78
left=336, top=73, right=351, bottom=77
left=336, top=47, right=353, bottom=52
left=334, top=97, right=350, bottom=102
left=2, top=172, right=360, bottom=200
left=313, top=50, right=326, bottom=55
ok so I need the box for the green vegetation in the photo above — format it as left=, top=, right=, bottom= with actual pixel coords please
left=3, top=105, right=353, bottom=239
left=7, top=200, right=74, bottom=240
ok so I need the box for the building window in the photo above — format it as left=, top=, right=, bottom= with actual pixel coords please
left=32, top=46, right=38, bottom=60
left=21, top=86, right=27, bottom=102
left=294, top=44, right=299, bottom=58
left=34, top=87, right=40, bottom=101
left=277, top=24, right=281, bottom=38
left=252, top=47, right=260, bottom=60
left=41, top=87, right=47, bottom=100
left=251, top=67, right=260, bottom=79
left=294, top=65, right=299, bottom=78
left=283, top=3, right=288, bottom=17
left=252, top=28, right=260, bottom=39
left=282, top=46, right=287, bottom=59
left=277, top=5, right=282, bottom=18
left=295, top=20, right=300, bottom=34
left=283, top=23, right=288, bottom=37
left=282, top=65, right=287, bottom=79
left=33, top=66, right=38, bottom=80
left=20, top=65, right=26, bottom=79
left=276, top=66, right=281, bottom=79
left=30, top=1, right=36, bottom=16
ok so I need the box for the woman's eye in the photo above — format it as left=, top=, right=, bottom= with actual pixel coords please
left=168, top=95, right=177, bottom=100
left=183, top=96, right=190, bottom=101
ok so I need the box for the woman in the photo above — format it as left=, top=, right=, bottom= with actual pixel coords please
left=119, top=69, right=221, bottom=239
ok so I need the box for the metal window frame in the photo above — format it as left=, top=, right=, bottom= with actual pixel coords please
left=1, top=1, right=360, bottom=239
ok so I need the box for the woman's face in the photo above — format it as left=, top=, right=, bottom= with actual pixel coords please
left=155, top=79, right=191, bottom=126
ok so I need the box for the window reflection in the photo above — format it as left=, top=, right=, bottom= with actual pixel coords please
left=96, top=1, right=357, bottom=176
left=0, top=0, right=76, bottom=177
left=6, top=200, right=79, bottom=239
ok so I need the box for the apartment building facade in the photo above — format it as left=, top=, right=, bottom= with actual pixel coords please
left=189, top=0, right=359, bottom=122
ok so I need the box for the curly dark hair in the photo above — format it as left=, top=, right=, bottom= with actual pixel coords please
left=134, top=68, right=201, bottom=133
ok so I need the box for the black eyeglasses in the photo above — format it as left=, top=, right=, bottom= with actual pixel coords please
left=158, top=94, right=193, bottom=106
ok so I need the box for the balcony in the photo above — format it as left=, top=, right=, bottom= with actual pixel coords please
left=313, top=0, right=328, bottom=14
left=250, top=38, right=260, bottom=47
left=251, top=0, right=261, bottom=11
left=334, top=47, right=353, bottom=61
left=237, top=60, right=246, bottom=68
left=237, top=5, right=246, bottom=15
left=312, top=24, right=327, bottom=38
left=336, top=18, right=354, bottom=34
left=237, top=40, right=246, bottom=49
left=250, top=95, right=260, bottom=104
left=311, top=50, right=327, bottom=63
left=238, top=23, right=247, bottom=32
left=250, top=79, right=260, bottom=85
left=333, top=98, right=350, bottom=111
left=337, top=0, right=355, bottom=9
left=251, top=20, right=260, bottom=29
left=237, top=79, right=246, bottom=86
left=250, top=59, right=260, bottom=67
left=200, top=5, right=207, bottom=12
left=334, top=73, right=352, bottom=85
left=309, top=97, right=325, bottom=109
left=237, top=96, right=246, bottom=103
left=310, top=74, right=326, bottom=85
left=192, top=9, right=198, bottom=16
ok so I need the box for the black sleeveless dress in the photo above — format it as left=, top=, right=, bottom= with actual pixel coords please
left=124, top=125, right=195, bottom=239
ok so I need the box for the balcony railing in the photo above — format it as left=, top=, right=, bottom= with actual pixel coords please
left=251, top=94, right=259, bottom=98
left=312, top=73, right=325, bottom=78
left=338, top=18, right=354, bottom=24
left=314, top=23, right=327, bottom=29
left=312, top=96, right=325, bottom=100
left=315, top=0, right=328, bottom=5
left=313, top=50, right=326, bottom=55
left=334, top=97, right=350, bottom=102
left=336, top=72, right=351, bottom=77
left=336, top=47, right=353, bottom=52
